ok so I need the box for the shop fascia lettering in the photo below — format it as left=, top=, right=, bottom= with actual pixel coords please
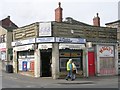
left=0, top=43, right=6, bottom=48
left=12, top=37, right=86, bottom=47
left=14, top=44, right=34, bottom=51
left=12, top=38, right=35, bottom=46
left=0, top=43, right=6, bottom=51
left=99, top=46, right=114, bottom=57
left=59, top=37, right=72, bottom=43
left=99, top=46, right=113, bottom=54
left=36, top=37, right=86, bottom=43
left=56, top=37, right=86, bottom=43
left=59, top=43, right=85, bottom=49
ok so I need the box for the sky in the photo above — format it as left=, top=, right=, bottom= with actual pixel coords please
left=0, top=0, right=119, bottom=27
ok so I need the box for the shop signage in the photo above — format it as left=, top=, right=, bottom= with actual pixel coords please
left=0, top=43, right=6, bottom=51
left=0, top=43, right=6, bottom=48
left=38, top=43, right=52, bottom=49
left=56, top=37, right=86, bottom=43
left=12, top=38, right=35, bottom=46
left=14, top=44, right=34, bottom=51
left=99, top=46, right=114, bottom=57
left=59, top=43, right=85, bottom=49
left=39, top=22, right=52, bottom=36
left=0, top=48, right=6, bottom=51
left=36, top=37, right=55, bottom=43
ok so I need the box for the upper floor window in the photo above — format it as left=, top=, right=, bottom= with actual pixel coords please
left=0, top=34, right=6, bottom=43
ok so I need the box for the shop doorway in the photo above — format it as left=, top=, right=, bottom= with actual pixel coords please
left=40, top=49, right=52, bottom=77
left=88, top=52, right=95, bottom=76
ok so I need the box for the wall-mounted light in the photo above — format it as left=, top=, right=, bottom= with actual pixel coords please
left=71, top=30, right=74, bottom=34
left=86, top=42, right=92, bottom=48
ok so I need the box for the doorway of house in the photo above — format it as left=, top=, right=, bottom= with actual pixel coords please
left=40, top=49, right=52, bottom=77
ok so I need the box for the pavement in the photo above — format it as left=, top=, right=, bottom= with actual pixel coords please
left=0, top=61, right=119, bottom=89
left=1, top=67, right=119, bottom=88
left=2, top=70, right=118, bottom=84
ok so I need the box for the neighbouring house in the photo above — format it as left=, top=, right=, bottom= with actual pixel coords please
left=0, top=16, right=18, bottom=70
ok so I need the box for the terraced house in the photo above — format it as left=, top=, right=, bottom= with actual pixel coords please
left=12, top=2, right=118, bottom=79
left=0, top=16, right=18, bottom=70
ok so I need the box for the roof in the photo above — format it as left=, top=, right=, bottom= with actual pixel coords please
left=105, top=20, right=120, bottom=25
left=0, top=16, right=18, bottom=31
left=63, top=17, right=91, bottom=26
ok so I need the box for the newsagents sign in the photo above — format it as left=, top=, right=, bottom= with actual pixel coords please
left=36, top=37, right=86, bottom=43
left=12, top=38, right=35, bottom=46
left=56, top=37, right=86, bottom=44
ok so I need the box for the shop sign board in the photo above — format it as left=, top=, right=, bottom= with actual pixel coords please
left=0, top=43, right=6, bottom=51
left=36, top=37, right=55, bottom=43
left=39, top=22, right=52, bottom=36
left=38, top=43, right=52, bottom=49
left=14, top=44, right=34, bottom=51
left=59, top=43, right=85, bottom=49
left=98, top=46, right=114, bottom=57
left=56, top=37, right=86, bottom=44
left=12, top=38, right=35, bottom=46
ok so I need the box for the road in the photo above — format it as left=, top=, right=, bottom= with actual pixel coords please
left=1, top=71, right=119, bottom=88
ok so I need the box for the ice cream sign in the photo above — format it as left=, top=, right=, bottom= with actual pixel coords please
left=99, top=46, right=114, bottom=57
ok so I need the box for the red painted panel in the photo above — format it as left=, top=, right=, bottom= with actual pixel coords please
left=88, top=52, right=95, bottom=76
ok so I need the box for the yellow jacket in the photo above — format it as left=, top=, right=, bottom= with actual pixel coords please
left=66, top=61, right=72, bottom=71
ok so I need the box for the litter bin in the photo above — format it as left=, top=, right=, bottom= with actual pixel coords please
left=6, top=65, right=13, bottom=73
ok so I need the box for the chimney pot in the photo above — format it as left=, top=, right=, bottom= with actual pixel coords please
left=58, top=2, right=61, bottom=7
left=93, top=13, right=100, bottom=26
left=7, top=16, right=10, bottom=19
left=97, top=13, right=99, bottom=17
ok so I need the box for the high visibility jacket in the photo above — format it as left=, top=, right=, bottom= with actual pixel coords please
left=67, top=61, right=72, bottom=71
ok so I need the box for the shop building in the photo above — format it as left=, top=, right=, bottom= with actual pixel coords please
left=12, top=2, right=118, bottom=79
left=105, top=20, right=120, bottom=74
left=0, top=16, right=18, bottom=70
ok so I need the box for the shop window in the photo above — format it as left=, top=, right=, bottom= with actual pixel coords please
left=18, top=50, right=35, bottom=72
left=60, top=52, right=70, bottom=57
left=27, top=50, right=34, bottom=58
left=59, top=49, right=83, bottom=71
left=60, top=58, right=82, bottom=70
left=0, top=34, right=6, bottom=43
left=1, top=51, right=6, bottom=61
left=71, top=52, right=82, bottom=57
left=60, top=58, right=69, bottom=69
left=18, top=51, right=27, bottom=58
left=18, top=51, right=34, bottom=59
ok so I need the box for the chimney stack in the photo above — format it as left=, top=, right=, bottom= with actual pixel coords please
left=93, top=13, right=100, bottom=26
left=55, top=2, right=63, bottom=22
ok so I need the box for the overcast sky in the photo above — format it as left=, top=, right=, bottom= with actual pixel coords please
left=0, top=0, right=119, bottom=27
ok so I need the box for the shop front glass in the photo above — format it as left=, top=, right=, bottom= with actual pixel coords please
left=59, top=49, right=83, bottom=75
